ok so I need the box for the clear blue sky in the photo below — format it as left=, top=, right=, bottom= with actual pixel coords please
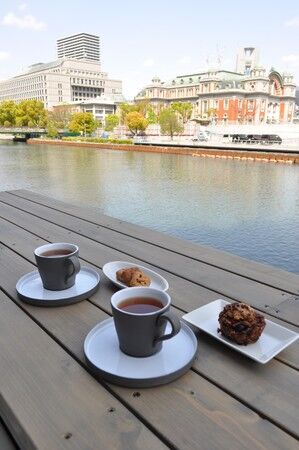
left=0, top=0, right=298, bottom=98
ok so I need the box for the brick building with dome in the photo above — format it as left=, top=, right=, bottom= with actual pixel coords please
left=135, top=48, right=296, bottom=125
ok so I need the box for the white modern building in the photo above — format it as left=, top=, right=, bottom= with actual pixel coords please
left=0, top=58, right=122, bottom=109
left=57, top=33, right=100, bottom=63
left=53, top=93, right=125, bottom=125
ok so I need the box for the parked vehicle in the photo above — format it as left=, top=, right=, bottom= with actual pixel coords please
left=192, top=131, right=209, bottom=142
left=231, top=134, right=249, bottom=143
left=231, top=133, right=282, bottom=145
left=246, top=135, right=263, bottom=144
left=261, top=134, right=282, bottom=145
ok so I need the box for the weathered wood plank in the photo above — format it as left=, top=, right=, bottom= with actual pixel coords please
left=0, top=290, right=165, bottom=450
left=8, top=189, right=299, bottom=294
left=0, top=210, right=298, bottom=367
left=276, top=297, right=299, bottom=323
left=0, top=420, right=17, bottom=450
left=0, top=196, right=297, bottom=326
left=1, top=240, right=299, bottom=443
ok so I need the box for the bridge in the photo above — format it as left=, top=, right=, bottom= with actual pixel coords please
left=0, top=127, right=47, bottom=141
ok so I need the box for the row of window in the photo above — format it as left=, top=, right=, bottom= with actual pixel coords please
left=69, top=70, right=104, bottom=77
left=85, top=109, right=114, bottom=114
left=72, top=94, right=99, bottom=101
left=0, top=94, right=46, bottom=101
left=72, top=86, right=102, bottom=92
left=72, top=78, right=103, bottom=86
left=146, top=81, right=294, bottom=99
left=0, top=82, right=46, bottom=93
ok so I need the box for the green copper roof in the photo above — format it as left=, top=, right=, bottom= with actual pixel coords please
left=163, top=70, right=245, bottom=87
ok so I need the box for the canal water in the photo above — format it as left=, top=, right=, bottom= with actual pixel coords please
left=0, top=141, right=298, bottom=274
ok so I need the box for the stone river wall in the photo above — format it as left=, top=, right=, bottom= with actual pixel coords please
left=28, top=139, right=299, bottom=165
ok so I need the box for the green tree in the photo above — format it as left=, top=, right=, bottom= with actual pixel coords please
left=47, top=122, right=59, bottom=138
left=118, top=101, right=158, bottom=127
left=105, top=114, right=119, bottom=132
left=159, top=108, right=183, bottom=139
left=118, top=103, right=137, bottom=124
left=125, top=111, right=148, bottom=135
left=171, top=102, right=193, bottom=124
left=135, top=99, right=150, bottom=116
left=0, top=100, right=17, bottom=126
left=15, top=100, right=47, bottom=127
left=48, top=105, right=72, bottom=129
left=147, top=107, right=158, bottom=124
left=207, top=108, right=217, bottom=118
left=68, top=112, right=98, bottom=135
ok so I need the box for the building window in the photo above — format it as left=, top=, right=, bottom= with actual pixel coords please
left=224, top=99, right=229, bottom=110
left=248, top=100, right=254, bottom=111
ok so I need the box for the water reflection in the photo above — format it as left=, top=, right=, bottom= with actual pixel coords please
left=0, top=141, right=298, bottom=273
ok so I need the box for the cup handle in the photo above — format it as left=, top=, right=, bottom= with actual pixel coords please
left=155, top=311, right=181, bottom=342
left=65, top=256, right=81, bottom=282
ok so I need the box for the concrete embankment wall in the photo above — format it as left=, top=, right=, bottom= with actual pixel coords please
left=28, top=139, right=299, bottom=164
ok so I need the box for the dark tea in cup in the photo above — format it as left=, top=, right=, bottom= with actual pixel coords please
left=111, top=287, right=181, bottom=357
left=118, top=297, right=163, bottom=314
left=34, top=243, right=81, bottom=290
left=40, top=249, right=73, bottom=257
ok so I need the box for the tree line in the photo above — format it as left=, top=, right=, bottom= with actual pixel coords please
left=110, top=100, right=193, bottom=139
left=0, top=98, right=194, bottom=139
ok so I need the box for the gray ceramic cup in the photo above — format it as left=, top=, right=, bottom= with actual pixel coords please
left=111, top=287, right=181, bottom=357
left=34, top=243, right=81, bottom=291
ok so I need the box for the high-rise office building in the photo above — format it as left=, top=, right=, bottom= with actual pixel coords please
left=57, top=33, right=100, bottom=63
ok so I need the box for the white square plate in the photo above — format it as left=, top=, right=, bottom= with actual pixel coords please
left=182, top=299, right=299, bottom=364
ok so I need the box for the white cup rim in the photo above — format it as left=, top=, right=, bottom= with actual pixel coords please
left=111, top=287, right=171, bottom=316
left=35, top=242, right=78, bottom=258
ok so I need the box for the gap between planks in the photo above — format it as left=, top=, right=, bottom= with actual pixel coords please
left=6, top=189, right=299, bottom=295
left=1, top=241, right=299, bottom=442
left=0, top=196, right=296, bottom=327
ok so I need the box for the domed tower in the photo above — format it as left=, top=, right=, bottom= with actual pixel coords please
left=151, top=76, right=161, bottom=85
left=236, top=47, right=259, bottom=75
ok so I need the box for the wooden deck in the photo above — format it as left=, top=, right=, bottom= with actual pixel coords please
left=0, top=189, right=298, bottom=450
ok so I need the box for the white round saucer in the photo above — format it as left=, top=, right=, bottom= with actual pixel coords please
left=84, top=318, right=198, bottom=387
left=16, top=267, right=100, bottom=306
left=102, top=261, right=169, bottom=291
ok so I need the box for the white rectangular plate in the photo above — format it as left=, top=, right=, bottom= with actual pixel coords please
left=182, top=299, right=299, bottom=364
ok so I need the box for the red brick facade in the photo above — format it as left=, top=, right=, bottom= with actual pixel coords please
left=136, top=69, right=296, bottom=124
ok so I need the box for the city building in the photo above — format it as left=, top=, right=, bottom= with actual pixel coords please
left=235, top=47, right=259, bottom=75
left=135, top=49, right=296, bottom=124
left=0, top=34, right=122, bottom=110
left=52, top=93, right=125, bottom=125
left=57, top=33, right=100, bottom=63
